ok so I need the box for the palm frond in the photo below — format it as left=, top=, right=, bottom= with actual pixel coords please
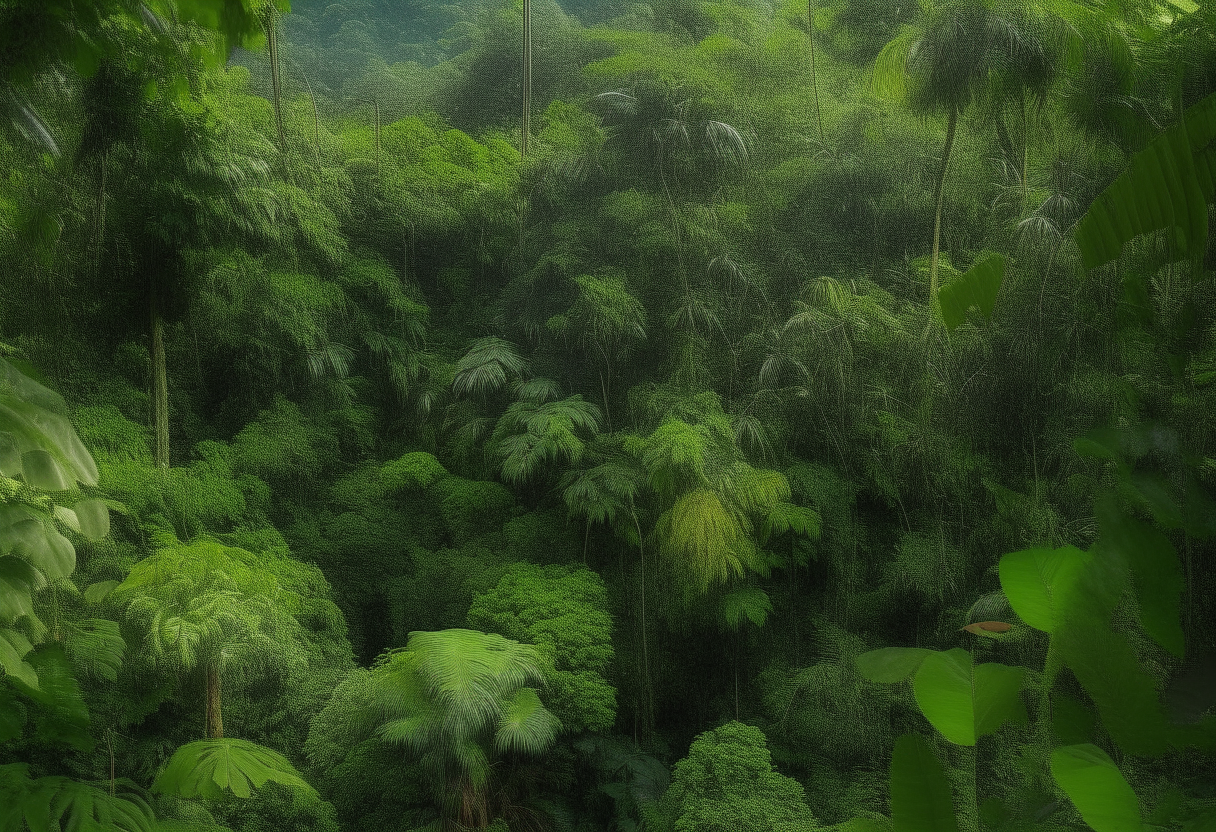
left=453, top=337, right=529, bottom=398
left=495, top=687, right=562, bottom=756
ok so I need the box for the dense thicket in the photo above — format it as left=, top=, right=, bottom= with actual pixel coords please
left=1, top=0, right=1214, bottom=830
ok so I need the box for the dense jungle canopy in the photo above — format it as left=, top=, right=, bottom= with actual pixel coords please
left=1, top=0, right=1215, bottom=829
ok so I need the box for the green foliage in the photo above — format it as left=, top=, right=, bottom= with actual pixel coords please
left=366, top=629, right=561, bottom=827
left=652, top=722, right=820, bottom=832
left=889, top=733, right=956, bottom=832
left=431, top=476, right=515, bottom=545
left=452, top=338, right=530, bottom=399
left=936, top=253, right=1005, bottom=331
left=154, top=738, right=317, bottom=800
left=467, top=563, right=616, bottom=733
left=380, top=452, right=448, bottom=493
left=0, top=762, right=156, bottom=832
left=1075, top=91, right=1216, bottom=269
left=491, top=393, right=602, bottom=484
left=1049, top=744, right=1144, bottom=832
left=0, top=358, right=109, bottom=693
left=111, top=538, right=300, bottom=675
left=997, top=544, right=1090, bottom=634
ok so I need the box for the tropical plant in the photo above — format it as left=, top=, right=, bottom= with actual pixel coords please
left=647, top=721, right=820, bottom=832
left=467, top=562, right=617, bottom=733
left=365, top=628, right=562, bottom=830
left=491, top=386, right=602, bottom=485
left=0, top=357, right=110, bottom=690
left=108, top=538, right=301, bottom=741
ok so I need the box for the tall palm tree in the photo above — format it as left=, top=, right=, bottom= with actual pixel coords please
left=872, top=0, right=1070, bottom=316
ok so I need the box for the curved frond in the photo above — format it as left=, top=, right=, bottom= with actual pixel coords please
left=152, top=738, right=317, bottom=800
left=656, top=489, right=755, bottom=594
left=494, top=687, right=562, bottom=756
left=452, top=338, right=529, bottom=398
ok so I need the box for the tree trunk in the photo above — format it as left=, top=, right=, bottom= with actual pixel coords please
left=522, top=0, right=532, bottom=157
left=807, top=0, right=824, bottom=140
left=205, top=663, right=223, bottom=739
left=630, top=502, right=654, bottom=734
left=150, top=290, right=170, bottom=470
left=265, top=10, right=286, bottom=152
left=929, top=106, right=959, bottom=315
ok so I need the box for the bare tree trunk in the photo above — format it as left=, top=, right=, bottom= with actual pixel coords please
left=150, top=290, right=170, bottom=470
left=807, top=0, right=824, bottom=140
left=265, top=10, right=286, bottom=152
left=522, top=0, right=532, bottom=157
left=205, top=663, right=223, bottom=739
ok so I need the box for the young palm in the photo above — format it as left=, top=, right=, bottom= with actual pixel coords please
left=368, top=629, right=562, bottom=830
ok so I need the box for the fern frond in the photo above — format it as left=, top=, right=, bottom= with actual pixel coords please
left=153, top=738, right=317, bottom=800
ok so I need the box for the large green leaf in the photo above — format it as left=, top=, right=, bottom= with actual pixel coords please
left=153, top=738, right=317, bottom=800
left=1053, top=543, right=1175, bottom=756
left=0, top=357, right=99, bottom=486
left=998, top=545, right=1090, bottom=633
left=0, top=626, right=37, bottom=689
left=937, top=253, right=1004, bottom=331
left=1097, top=508, right=1184, bottom=657
left=71, top=498, right=110, bottom=541
left=1075, top=91, right=1216, bottom=269
left=1050, top=744, right=1143, bottom=832
left=0, top=556, right=41, bottom=622
left=20, top=450, right=69, bottom=491
left=890, top=733, right=958, bottom=832
left=856, top=647, right=934, bottom=683
left=5, top=518, right=75, bottom=581
left=912, top=649, right=1027, bottom=746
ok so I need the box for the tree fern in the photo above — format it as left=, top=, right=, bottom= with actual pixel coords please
left=368, top=629, right=561, bottom=827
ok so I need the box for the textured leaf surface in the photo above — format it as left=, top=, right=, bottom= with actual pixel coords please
left=998, top=545, right=1089, bottom=633
left=856, top=647, right=933, bottom=683
left=890, top=733, right=957, bottom=832
left=1075, top=91, right=1216, bottom=269
left=1050, top=744, right=1143, bottom=832
left=71, top=498, right=110, bottom=541
left=0, top=763, right=156, bottom=832
left=938, top=253, right=1004, bottom=331
left=0, top=626, right=37, bottom=688
left=153, top=738, right=317, bottom=800
left=910, top=650, right=1026, bottom=746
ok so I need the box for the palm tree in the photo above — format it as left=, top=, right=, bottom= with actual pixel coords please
left=110, top=539, right=296, bottom=740
left=872, top=0, right=1069, bottom=317
left=491, top=384, right=602, bottom=485
left=567, top=273, right=647, bottom=430
left=368, top=629, right=562, bottom=830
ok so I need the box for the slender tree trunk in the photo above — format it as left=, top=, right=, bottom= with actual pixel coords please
left=94, top=150, right=108, bottom=277
left=807, top=0, right=824, bottom=140
left=265, top=10, right=286, bottom=152
left=205, top=663, right=223, bottom=739
left=630, top=502, right=653, bottom=734
left=521, top=0, right=532, bottom=157
left=929, top=107, right=959, bottom=315
left=150, top=289, right=170, bottom=470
